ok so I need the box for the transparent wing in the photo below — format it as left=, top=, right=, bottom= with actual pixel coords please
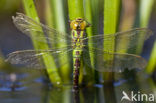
left=84, top=28, right=153, bottom=52
left=12, top=13, right=72, bottom=47
left=83, top=47, right=147, bottom=72
left=6, top=48, right=73, bottom=69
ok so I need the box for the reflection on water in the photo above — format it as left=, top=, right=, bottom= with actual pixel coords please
left=0, top=72, right=27, bottom=91
left=0, top=70, right=155, bottom=103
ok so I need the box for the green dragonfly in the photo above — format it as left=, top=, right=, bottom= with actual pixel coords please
left=6, top=13, right=153, bottom=89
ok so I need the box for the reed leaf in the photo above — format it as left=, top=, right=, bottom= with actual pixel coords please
left=47, top=0, right=71, bottom=84
left=138, top=0, right=155, bottom=73
left=136, top=0, right=154, bottom=54
left=146, top=42, right=156, bottom=73
left=22, top=0, right=62, bottom=86
left=84, top=0, right=101, bottom=84
left=68, top=0, right=84, bottom=20
left=103, top=0, right=120, bottom=81
left=118, top=0, right=136, bottom=54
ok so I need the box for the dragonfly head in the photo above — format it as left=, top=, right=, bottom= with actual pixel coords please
left=70, top=18, right=91, bottom=30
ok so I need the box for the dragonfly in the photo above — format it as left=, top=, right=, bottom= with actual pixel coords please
left=6, top=13, right=153, bottom=89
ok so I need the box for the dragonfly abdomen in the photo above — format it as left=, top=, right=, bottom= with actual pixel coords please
left=73, top=50, right=82, bottom=89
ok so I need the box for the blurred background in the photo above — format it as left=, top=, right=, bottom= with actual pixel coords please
left=0, top=0, right=155, bottom=103
left=0, top=0, right=155, bottom=60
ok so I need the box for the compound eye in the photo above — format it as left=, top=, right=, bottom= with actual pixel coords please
left=70, top=21, right=78, bottom=30
left=79, top=21, right=87, bottom=30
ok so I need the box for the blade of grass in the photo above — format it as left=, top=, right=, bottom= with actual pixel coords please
left=22, top=0, right=62, bottom=86
left=48, top=0, right=71, bottom=84
left=136, top=0, right=154, bottom=54
left=103, top=0, right=120, bottom=81
left=118, top=0, right=136, bottom=53
left=45, top=0, right=71, bottom=99
left=84, top=0, right=94, bottom=68
left=84, top=0, right=95, bottom=84
left=140, top=0, right=154, bottom=27
left=68, top=0, right=84, bottom=20
left=146, top=42, right=156, bottom=73
left=84, top=0, right=100, bottom=84
left=45, top=0, right=54, bottom=29
left=148, top=78, right=156, bottom=95
left=138, top=0, right=154, bottom=73
left=120, top=0, right=136, bottom=31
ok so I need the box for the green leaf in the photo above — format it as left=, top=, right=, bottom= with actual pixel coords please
left=146, top=42, right=156, bottom=74
left=103, top=0, right=120, bottom=81
left=136, top=0, right=154, bottom=54
left=23, top=0, right=62, bottom=86
left=48, top=0, right=71, bottom=84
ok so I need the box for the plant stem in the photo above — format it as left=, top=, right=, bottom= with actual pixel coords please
left=146, top=42, right=156, bottom=73
left=48, top=0, right=71, bottom=84
left=84, top=0, right=101, bottom=84
left=23, top=0, right=62, bottom=86
left=136, top=0, right=154, bottom=54
left=68, top=0, right=84, bottom=20
left=137, top=0, right=154, bottom=73
left=103, top=0, right=120, bottom=82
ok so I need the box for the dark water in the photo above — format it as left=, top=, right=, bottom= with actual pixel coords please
left=0, top=65, right=155, bottom=103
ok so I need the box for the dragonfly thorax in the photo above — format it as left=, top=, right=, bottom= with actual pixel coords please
left=71, top=29, right=86, bottom=49
left=72, top=38, right=85, bottom=49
